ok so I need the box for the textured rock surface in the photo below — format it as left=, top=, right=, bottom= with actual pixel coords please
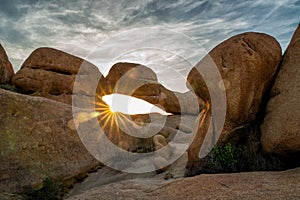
left=66, top=151, right=189, bottom=198
left=66, top=168, right=300, bottom=200
left=12, top=47, right=101, bottom=107
left=0, top=89, right=99, bottom=193
left=0, top=44, right=14, bottom=84
left=99, top=62, right=202, bottom=115
left=261, top=24, right=300, bottom=165
left=186, top=32, right=282, bottom=171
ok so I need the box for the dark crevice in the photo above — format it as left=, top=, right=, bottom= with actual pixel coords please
left=221, top=55, right=227, bottom=68
left=256, top=52, right=284, bottom=123
left=30, top=66, right=73, bottom=75
left=241, top=37, right=256, bottom=56
left=49, top=91, right=62, bottom=96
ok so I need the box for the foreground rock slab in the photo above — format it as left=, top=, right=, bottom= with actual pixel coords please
left=67, top=168, right=300, bottom=200
left=66, top=144, right=189, bottom=198
left=0, top=89, right=99, bottom=193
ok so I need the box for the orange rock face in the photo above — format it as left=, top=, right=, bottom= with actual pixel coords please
left=99, top=62, right=202, bottom=115
left=12, top=47, right=101, bottom=107
left=186, top=32, right=282, bottom=173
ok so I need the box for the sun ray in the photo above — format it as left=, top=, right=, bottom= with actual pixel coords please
left=74, top=88, right=172, bottom=151
left=114, top=112, right=127, bottom=130
left=101, top=113, right=113, bottom=129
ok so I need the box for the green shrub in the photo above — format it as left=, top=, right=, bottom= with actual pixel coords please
left=193, top=125, right=285, bottom=175
left=207, top=143, right=243, bottom=172
left=199, top=143, right=284, bottom=174
left=0, top=84, right=18, bottom=92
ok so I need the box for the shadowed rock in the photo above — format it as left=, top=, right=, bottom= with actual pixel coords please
left=0, top=89, right=100, bottom=194
left=261, top=23, right=300, bottom=166
left=0, top=44, right=14, bottom=84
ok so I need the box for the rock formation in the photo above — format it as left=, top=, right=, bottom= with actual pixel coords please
left=0, top=89, right=99, bottom=194
left=12, top=47, right=101, bottom=107
left=98, top=62, right=202, bottom=115
left=78, top=62, right=200, bottom=156
left=0, top=44, right=14, bottom=84
left=87, top=98, right=195, bottom=153
left=2, top=27, right=299, bottom=199
left=186, top=32, right=282, bottom=173
left=261, top=23, right=300, bottom=166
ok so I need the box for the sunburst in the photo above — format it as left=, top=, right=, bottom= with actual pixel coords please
left=69, top=84, right=171, bottom=151
left=93, top=93, right=131, bottom=147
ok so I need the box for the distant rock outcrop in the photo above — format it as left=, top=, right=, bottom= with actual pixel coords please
left=12, top=47, right=101, bottom=107
left=99, top=62, right=202, bottom=115
left=261, top=24, right=300, bottom=166
left=0, top=44, right=14, bottom=84
left=186, top=32, right=282, bottom=173
left=0, top=89, right=99, bottom=194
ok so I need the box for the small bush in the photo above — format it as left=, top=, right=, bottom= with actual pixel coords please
left=206, top=143, right=243, bottom=172
left=0, top=84, right=19, bottom=92
left=199, top=142, right=284, bottom=174
left=189, top=124, right=285, bottom=176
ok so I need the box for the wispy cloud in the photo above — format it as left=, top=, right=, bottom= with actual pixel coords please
left=0, top=0, right=299, bottom=91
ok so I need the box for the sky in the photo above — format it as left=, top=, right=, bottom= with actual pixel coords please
left=0, top=0, right=299, bottom=92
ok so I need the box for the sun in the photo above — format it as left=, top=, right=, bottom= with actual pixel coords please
left=101, top=95, right=117, bottom=114
left=101, top=93, right=171, bottom=115
left=70, top=93, right=171, bottom=132
left=108, top=104, right=116, bottom=113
